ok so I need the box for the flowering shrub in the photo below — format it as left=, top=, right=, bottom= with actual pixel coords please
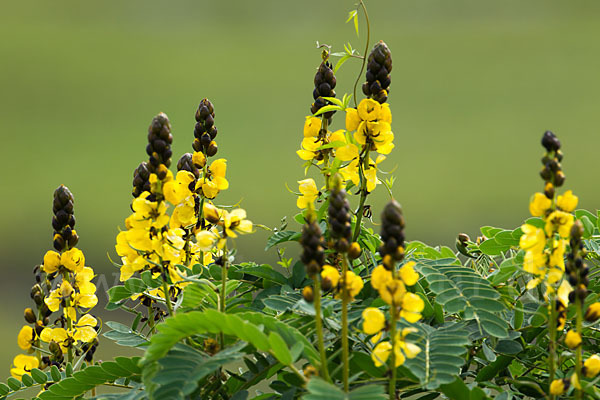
left=4, top=2, right=600, bottom=400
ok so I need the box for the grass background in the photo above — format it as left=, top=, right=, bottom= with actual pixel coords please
left=1, top=0, right=600, bottom=383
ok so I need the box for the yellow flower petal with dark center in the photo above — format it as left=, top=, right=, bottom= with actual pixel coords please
left=61, top=248, right=85, bottom=273
left=304, top=116, right=321, bottom=137
left=557, top=190, right=578, bottom=212
left=42, top=250, right=61, bottom=274
left=357, top=98, right=381, bottom=121
left=362, top=307, right=385, bottom=335
left=17, top=326, right=34, bottom=350
left=584, top=354, right=600, bottom=378
left=44, top=289, right=61, bottom=312
left=321, top=265, right=340, bottom=288
left=549, top=379, right=567, bottom=395
left=529, top=192, right=551, bottom=217
left=400, top=293, right=424, bottom=323
left=371, top=341, right=391, bottom=367
left=545, top=210, right=574, bottom=238
left=10, top=354, right=39, bottom=379
left=379, top=278, right=406, bottom=305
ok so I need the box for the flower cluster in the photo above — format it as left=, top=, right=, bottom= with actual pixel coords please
left=12, top=185, right=99, bottom=379
left=362, top=200, right=423, bottom=367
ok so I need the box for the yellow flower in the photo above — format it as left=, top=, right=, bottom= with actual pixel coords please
left=73, top=292, right=98, bottom=309
left=395, top=327, right=421, bottom=359
left=584, top=354, right=600, bottom=378
left=297, top=179, right=319, bottom=209
left=519, top=224, right=545, bottom=253
left=362, top=307, right=385, bottom=335
left=17, top=325, right=34, bottom=350
left=73, top=314, right=98, bottom=343
left=399, top=261, right=419, bottom=286
left=339, top=155, right=385, bottom=193
left=371, top=340, right=405, bottom=368
left=345, top=99, right=394, bottom=155
left=44, top=289, right=62, bottom=312
left=120, top=255, right=147, bottom=282
left=523, top=250, right=545, bottom=278
left=222, top=209, right=253, bottom=238
left=549, top=379, right=568, bottom=395
left=529, top=192, right=551, bottom=217
left=42, top=250, right=61, bottom=273
left=131, top=192, right=170, bottom=229
left=400, top=293, right=424, bottom=323
left=196, top=230, right=217, bottom=252
left=163, top=170, right=195, bottom=206
left=10, top=354, right=39, bottom=379
left=321, top=265, right=340, bottom=288
left=199, top=159, right=229, bottom=199
left=304, top=116, right=322, bottom=138
left=357, top=98, right=381, bottom=122
left=40, top=327, right=71, bottom=352
left=545, top=210, right=574, bottom=238
left=61, top=248, right=85, bottom=273
left=75, top=267, right=96, bottom=295
left=557, top=190, right=578, bottom=212
left=371, top=265, right=392, bottom=291
left=379, top=278, right=406, bottom=306
left=565, top=330, right=582, bottom=349
left=345, top=108, right=361, bottom=132
left=203, top=202, right=222, bottom=224
left=341, top=271, right=364, bottom=299
left=585, top=302, right=600, bottom=322
left=192, top=151, right=206, bottom=168
left=371, top=341, right=392, bottom=367
left=115, top=231, right=136, bottom=262
left=297, top=136, right=321, bottom=161
left=170, top=195, right=196, bottom=229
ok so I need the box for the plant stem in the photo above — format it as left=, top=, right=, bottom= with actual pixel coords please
left=147, top=305, right=156, bottom=335
left=575, top=294, right=583, bottom=400
left=352, top=0, right=370, bottom=108
left=341, top=256, right=350, bottom=392
left=313, top=277, right=331, bottom=382
left=219, top=241, right=229, bottom=349
left=548, top=293, right=557, bottom=400
left=161, top=266, right=174, bottom=316
left=62, top=270, right=74, bottom=365
left=389, top=304, right=398, bottom=400
left=352, top=151, right=370, bottom=242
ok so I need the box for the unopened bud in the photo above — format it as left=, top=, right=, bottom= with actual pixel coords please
left=24, top=308, right=36, bottom=324
left=348, top=242, right=362, bottom=260
left=302, top=286, right=314, bottom=303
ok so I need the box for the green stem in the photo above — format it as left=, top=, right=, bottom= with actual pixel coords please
left=352, top=151, right=370, bottom=242
left=161, top=268, right=174, bottom=316
left=219, top=241, right=229, bottom=348
left=352, top=0, right=370, bottom=108
left=575, top=295, right=583, bottom=400
left=62, top=271, right=74, bottom=365
left=341, top=257, right=350, bottom=392
left=548, top=293, right=557, bottom=400
left=313, top=277, right=331, bottom=382
left=389, top=305, right=398, bottom=400
left=147, top=305, right=156, bottom=335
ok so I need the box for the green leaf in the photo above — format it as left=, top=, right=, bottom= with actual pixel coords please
left=314, top=104, right=342, bottom=116
left=50, top=365, right=62, bottom=382
left=480, top=226, right=503, bottom=238
left=107, top=286, right=132, bottom=303
left=479, top=238, right=508, bottom=256
left=142, top=310, right=319, bottom=367
left=6, top=378, right=21, bottom=391
left=403, top=322, right=471, bottom=390
left=20, top=373, right=34, bottom=387
left=581, top=215, right=594, bottom=238
left=334, top=54, right=351, bottom=74
left=415, top=260, right=509, bottom=338
left=303, top=378, right=386, bottom=400
left=238, top=264, right=288, bottom=285
left=495, top=340, right=522, bottom=355
left=268, top=332, right=292, bottom=365
left=265, top=230, right=301, bottom=250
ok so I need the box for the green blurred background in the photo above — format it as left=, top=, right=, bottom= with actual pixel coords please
left=2, top=0, right=600, bottom=379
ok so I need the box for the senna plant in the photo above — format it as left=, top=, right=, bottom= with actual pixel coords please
left=5, top=2, right=600, bottom=400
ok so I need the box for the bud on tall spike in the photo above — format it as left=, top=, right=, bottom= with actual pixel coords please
left=177, top=153, right=200, bottom=180
left=146, top=112, right=173, bottom=180
left=379, top=200, right=405, bottom=270
left=328, top=175, right=352, bottom=253
left=132, top=161, right=151, bottom=198
left=311, top=50, right=337, bottom=121
left=52, top=185, right=77, bottom=251
left=193, top=98, right=218, bottom=156
left=363, top=41, right=392, bottom=104
left=300, top=213, right=326, bottom=277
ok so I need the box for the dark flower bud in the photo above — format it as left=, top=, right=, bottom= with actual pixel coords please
left=554, top=171, right=565, bottom=187
left=544, top=182, right=554, bottom=199
left=571, top=220, right=584, bottom=241
left=321, top=276, right=332, bottom=292
left=363, top=41, right=392, bottom=103
left=379, top=200, right=405, bottom=269
left=177, top=153, right=200, bottom=180
left=206, top=141, right=218, bottom=157
left=24, top=308, right=36, bottom=324
left=302, top=286, right=314, bottom=303
left=310, top=51, right=337, bottom=120
left=585, top=302, right=600, bottom=322
left=348, top=242, right=362, bottom=260
left=328, top=176, right=352, bottom=253
left=541, top=130, right=561, bottom=152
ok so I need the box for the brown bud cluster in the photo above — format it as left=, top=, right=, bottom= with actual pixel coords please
left=193, top=99, right=219, bottom=157
left=379, top=200, right=405, bottom=270
left=363, top=41, right=392, bottom=104
left=300, top=216, right=326, bottom=277
left=177, top=153, right=200, bottom=180
left=539, top=131, right=565, bottom=187
left=311, top=53, right=337, bottom=120
left=52, top=185, right=78, bottom=251
left=566, top=221, right=591, bottom=307
left=132, top=161, right=151, bottom=198
left=146, top=112, right=173, bottom=180
left=328, top=185, right=352, bottom=253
